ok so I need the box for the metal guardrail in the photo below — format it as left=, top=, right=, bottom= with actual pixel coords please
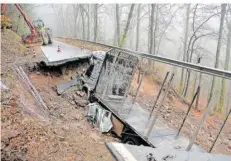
left=56, top=37, right=231, bottom=80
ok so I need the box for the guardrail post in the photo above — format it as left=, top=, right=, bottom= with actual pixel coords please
left=147, top=72, right=170, bottom=122
left=145, top=73, right=175, bottom=139
left=186, top=92, right=219, bottom=151
left=209, top=108, right=231, bottom=153
left=175, top=86, right=200, bottom=139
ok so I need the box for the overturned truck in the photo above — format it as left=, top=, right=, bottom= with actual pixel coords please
left=80, top=46, right=231, bottom=160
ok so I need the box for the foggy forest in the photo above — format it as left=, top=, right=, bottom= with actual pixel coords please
left=5, top=4, right=231, bottom=114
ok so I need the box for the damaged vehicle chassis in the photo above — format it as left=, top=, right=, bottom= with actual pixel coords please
left=82, top=49, right=151, bottom=146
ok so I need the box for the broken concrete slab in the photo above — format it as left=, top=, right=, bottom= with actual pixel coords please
left=56, top=77, right=81, bottom=95
left=41, top=40, right=90, bottom=66
left=106, top=142, right=231, bottom=161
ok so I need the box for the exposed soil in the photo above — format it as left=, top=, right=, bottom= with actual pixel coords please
left=1, top=30, right=117, bottom=161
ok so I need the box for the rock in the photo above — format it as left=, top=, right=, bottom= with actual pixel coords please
left=59, top=136, right=65, bottom=141
left=70, top=101, right=75, bottom=105
left=90, top=132, right=100, bottom=141
left=208, top=137, right=213, bottom=142
left=75, top=99, right=88, bottom=107
left=73, top=95, right=88, bottom=107
left=72, top=94, right=77, bottom=100
left=80, top=92, right=85, bottom=97
left=76, top=91, right=85, bottom=97
left=62, top=126, right=69, bottom=131
left=72, top=114, right=83, bottom=121
left=76, top=91, right=81, bottom=95
left=223, top=139, right=230, bottom=146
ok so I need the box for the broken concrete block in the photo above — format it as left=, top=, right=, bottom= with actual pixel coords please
left=56, top=77, right=81, bottom=95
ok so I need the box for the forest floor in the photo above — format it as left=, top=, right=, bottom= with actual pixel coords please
left=57, top=37, right=231, bottom=155
left=1, top=30, right=117, bottom=161
left=1, top=30, right=230, bottom=161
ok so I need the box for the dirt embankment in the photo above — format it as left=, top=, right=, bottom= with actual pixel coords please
left=1, top=30, right=116, bottom=161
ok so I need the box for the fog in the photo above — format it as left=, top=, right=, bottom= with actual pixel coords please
left=32, top=4, right=230, bottom=69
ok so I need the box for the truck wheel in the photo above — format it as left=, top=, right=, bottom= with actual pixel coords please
left=42, top=33, right=49, bottom=45
left=122, top=135, right=140, bottom=146
left=48, top=35, right=53, bottom=44
left=89, top=93, right=96, bottom=103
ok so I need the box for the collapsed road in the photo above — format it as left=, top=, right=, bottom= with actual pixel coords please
left=41, top=40, right=90, bottom=66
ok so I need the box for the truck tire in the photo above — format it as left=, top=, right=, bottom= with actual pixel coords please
left=42, top=33, right=49, bottom=45
left=122, top=135, right=141, bottom=146
left=48, top=35, right=52, bottom=44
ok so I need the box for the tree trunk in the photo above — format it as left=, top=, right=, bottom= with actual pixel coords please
left=119, top=4, right=135, bottom=47
left=94, top=4, right=98, bottom=42
left=148, top=6, right=151, bottom=52
left=149, top=4, right=155, bottom=54
left=135, top=4, right=141, bottom=51
left=183, top=36, right=198, bottom=97
left=153, top=4, right=158, bottom=55
left=180, top=4, right=190, bottom=93
left=116, top=4, right=120, bottom=46
left=80, top=5, right=85, bottom=40
left=87, top=4, right=90, bottom=40
left=227, top=85, right=231, bottom=115
left=195, top=71, right=202, bottom=110
left=73, top=5, right=79, bottom=38
left=208, top=4, right=227, bottom=112
left=192, top=57, right=201, bottom=102
left=219, top=20, right=231, bottom=112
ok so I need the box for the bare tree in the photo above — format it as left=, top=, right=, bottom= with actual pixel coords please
left=208, top=4, right=227, bottom=112
left=80, top=5, right=85, bottom=39
left=52, top=5, right=67, bottom=37
left=116, top=4, right=120, bottom=46
left=80, top=4, right=90, bottom=40
left=94, top=4, right=98, bottom=42
left=72, top=4, right=80, bottom=38
left=153, top=4, right=159, bottom=55
left=119, top=4, right=135, bottom=47
left=149, top=4, right=155, bottom=54
left=135, top=4, right=141, bottom=51
left=219, top=7, right=231, bottom=112
left=182, top=4, right=220, bottom=97
left=180, top=4, right=190, bottom=93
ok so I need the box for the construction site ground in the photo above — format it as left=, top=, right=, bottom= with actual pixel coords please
left=1, top=30, right=231, bottom=161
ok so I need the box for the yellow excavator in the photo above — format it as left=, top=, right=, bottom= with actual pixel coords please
left=1, top=4, right=52, bottom=45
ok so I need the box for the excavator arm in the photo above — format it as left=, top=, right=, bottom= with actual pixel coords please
left=1, top=4, right=7, bottom=15
left=14, top=4, right=37, bottom=36
left=1, top=4, right=52, bottom=45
